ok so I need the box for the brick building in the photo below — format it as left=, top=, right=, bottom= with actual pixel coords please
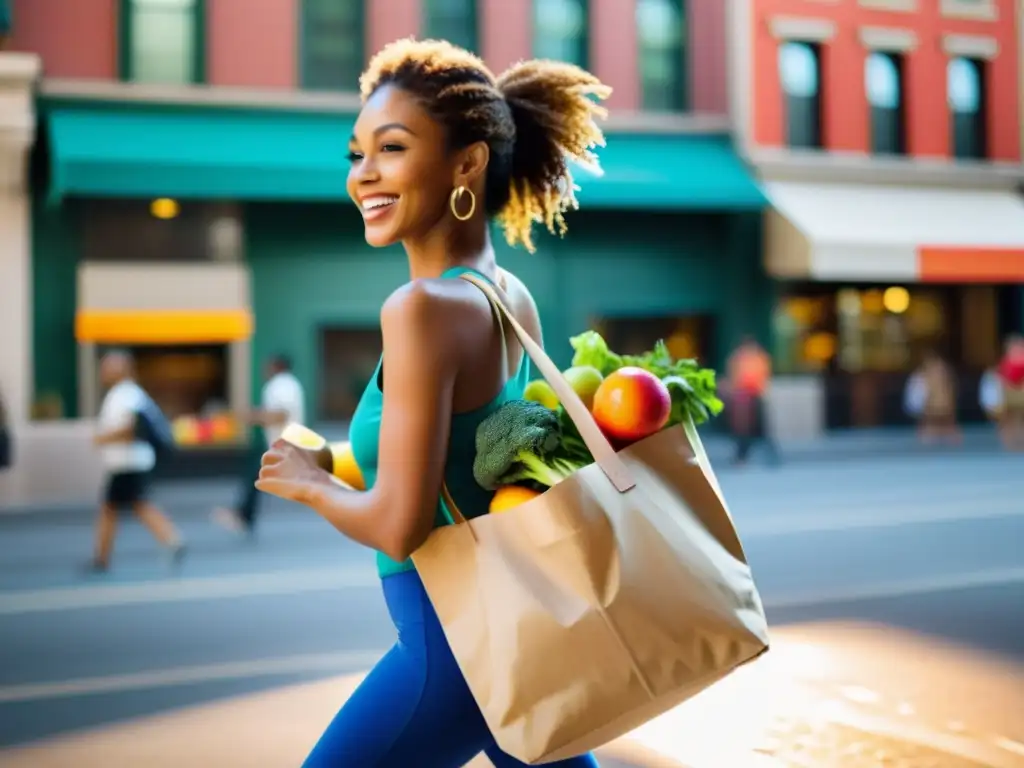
left=0, top=0, right=768, bottom=507
left=729, top=0, right=1024, bottom=430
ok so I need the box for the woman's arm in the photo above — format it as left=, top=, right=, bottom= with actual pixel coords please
left=258, top=281, right=460, bottom=561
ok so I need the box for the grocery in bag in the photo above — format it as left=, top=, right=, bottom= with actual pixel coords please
left=410, top=273, right=770, bottom=764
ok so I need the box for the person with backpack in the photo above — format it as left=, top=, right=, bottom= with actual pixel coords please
left=89, top=350, right=186, bottom=573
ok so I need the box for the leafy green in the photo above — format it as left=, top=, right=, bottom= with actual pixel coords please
left=569, top=330, right=723, bottom=426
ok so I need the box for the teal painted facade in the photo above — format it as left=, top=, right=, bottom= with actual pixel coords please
left=30, top=191, right=80, bottom=418
left=247, top=204, right=772, bottom=420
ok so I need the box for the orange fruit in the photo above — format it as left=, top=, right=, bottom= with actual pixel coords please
left=489, top=485, right=541, bottom=514
left=591, top=366, right=671, bottom=444
left=329, top=441, right=365, bottom=490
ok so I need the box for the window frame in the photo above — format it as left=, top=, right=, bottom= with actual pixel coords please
left=865, top=50, right=906, bottom=156
left=948, top=56, right=988, bottom=160
left=532, top=0, right=589, bottom=68
left=423, top=0, right=479, bottom=54
left=118, top=0, right=207, bottom=85
left=299, top=0, right=366, bottom=92
left=778, top=40, right=824, bottom=150
left=637, top=0, right=687, bottom=112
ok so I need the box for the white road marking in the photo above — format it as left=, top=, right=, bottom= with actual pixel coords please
left=739, top=496, right=1024, bottom=537
left=0, top=650, right=383, bottom=705
left=0, top=567, right=379, bottom=615
left=766, top=566, right=1024, bottom=610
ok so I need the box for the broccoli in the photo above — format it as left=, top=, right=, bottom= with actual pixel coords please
left=473, top=400, right=586, bottom=490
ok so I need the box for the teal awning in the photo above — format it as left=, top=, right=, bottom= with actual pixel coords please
left=46, top=104, right=354, bottom=203
left=44, top=100, right=764, bottom=210
left=573, top=134, right=766, bottom=210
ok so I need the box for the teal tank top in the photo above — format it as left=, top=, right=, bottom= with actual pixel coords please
left=347, top=266, right=532, bottom=579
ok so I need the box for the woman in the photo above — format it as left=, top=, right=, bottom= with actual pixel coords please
left=254, top=39, right=608, bottom=767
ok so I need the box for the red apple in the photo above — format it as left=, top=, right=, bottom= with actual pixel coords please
left=591, top=367, right=671, bottom=444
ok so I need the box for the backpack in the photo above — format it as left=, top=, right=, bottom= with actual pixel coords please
left=135, top=394, right=176, bottom=464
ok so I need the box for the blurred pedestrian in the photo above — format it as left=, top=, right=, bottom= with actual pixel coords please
left=727, top=335, right=780, bottom=466
left=907, top=350, right=960, bottom=446
left=213, top=354, right=305, bottom=536
left=996, top=334, right=1024, bottom=451
left=0, top=386, right=11, bottom=472
left=89, top=350, right=185, bottom=573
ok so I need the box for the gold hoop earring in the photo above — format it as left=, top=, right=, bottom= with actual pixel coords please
left=449, top=186, right=476, bottom=221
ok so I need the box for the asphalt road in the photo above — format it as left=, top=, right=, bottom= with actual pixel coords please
left=0, top=449, right=1022, bottom=762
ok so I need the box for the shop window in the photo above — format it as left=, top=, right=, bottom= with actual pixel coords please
left=319, top=327, right=383, bottom=421
left=865, top=52, right=905, bottom=156
left=77, top=200, right=242, bottom=263
left=301, top=0, right=364, bottom=91
left=778, top=41, right=822, bottom=149
left=120, top=0, right=205, bottom=85
left=424, top=0, right=478, bottom=53
left=534, top=0, right=588, bottom=67
left=112, top=345, right=238, bottom=446
left=948, top=57, right=987, bottom=160
left=637, top=0, right=686, bottom=112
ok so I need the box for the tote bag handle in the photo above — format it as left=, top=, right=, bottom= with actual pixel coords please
left=458, top=273, right=635, bottom=495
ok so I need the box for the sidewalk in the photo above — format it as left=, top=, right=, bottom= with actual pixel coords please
left=2, top=622, right=1021, bottom=767
left=0, top=424, right=1005, bottom=516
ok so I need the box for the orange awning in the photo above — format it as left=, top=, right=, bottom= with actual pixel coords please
left=75, top=309, right=253, bottom=345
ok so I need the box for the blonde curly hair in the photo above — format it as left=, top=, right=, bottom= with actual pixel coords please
left=359, top=38, right=611, bottom=253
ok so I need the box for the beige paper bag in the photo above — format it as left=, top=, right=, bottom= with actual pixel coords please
left=411, top=274, right=770, bottom=765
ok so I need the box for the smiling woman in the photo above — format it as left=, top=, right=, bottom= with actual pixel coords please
left=254, top=37, right=610, bottom=768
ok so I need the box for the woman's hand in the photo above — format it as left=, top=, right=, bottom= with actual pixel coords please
left=255, top=439, right=328, bottom=505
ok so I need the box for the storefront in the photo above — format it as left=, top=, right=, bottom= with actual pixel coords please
left=16, top=85, right=767, bottom=502
left=764, top=180, right=1024, bottom=428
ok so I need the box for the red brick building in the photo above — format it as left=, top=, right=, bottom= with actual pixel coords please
left=729, top=0, right=1024, bottom=429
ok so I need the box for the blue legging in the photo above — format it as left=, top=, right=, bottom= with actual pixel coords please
left=303, top=569, right=600, bottom=767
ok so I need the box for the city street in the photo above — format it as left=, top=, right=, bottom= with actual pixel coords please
left=0, top=448, right=1022, bottom=766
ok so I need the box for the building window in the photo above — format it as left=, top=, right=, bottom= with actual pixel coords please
left=121, top=0, right=205, bottom=84
left=948, top=57, right=986, bottom=159
left=533, top=0, right=588, bottom=66
left=865, top=52, right=905, bottom=155
left=779, top=41, right=822, bottom=149
left=637, top=0, right=686, bottom=111
left=423, top=0, right=478, bottom=53
left=302, top=0, right=364, bottom=91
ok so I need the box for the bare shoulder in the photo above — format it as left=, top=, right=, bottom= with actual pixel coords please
left=498, top=268, right=543, bottom=346
left=380, top=278, right=482, bottom=357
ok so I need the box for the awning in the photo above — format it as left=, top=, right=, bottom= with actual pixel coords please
left=765, top=181, right=1024, bottom=282
left=46, top=104, right=354, bottom=203
left=44, top=101, right=765, bottom=210
left=574, top=134, right=767, bottom=210
left=75, top=309, right=253, bottom=345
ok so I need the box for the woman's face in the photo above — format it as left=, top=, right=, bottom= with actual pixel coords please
left=347, top=84, right=458, bottom=247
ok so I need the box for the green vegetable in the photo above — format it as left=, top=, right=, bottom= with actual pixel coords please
left=473, top=400, right=588, bottom=490
left=569, top=331, right=724, bottom=426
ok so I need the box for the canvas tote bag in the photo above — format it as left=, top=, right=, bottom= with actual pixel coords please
left=410, top=273, right=770, bottom=764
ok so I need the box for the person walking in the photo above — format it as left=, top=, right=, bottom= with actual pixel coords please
left=89, top=350, right=185, bottom=572
left=997, top=334, right=1024, bottom=451
left=908, top=350, right=960, bottom=446
left=727, top=336, right=780, bottom=466
left=251, top=39, right=603, bottom=767
left=213, top=354, right=305, bottom=536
